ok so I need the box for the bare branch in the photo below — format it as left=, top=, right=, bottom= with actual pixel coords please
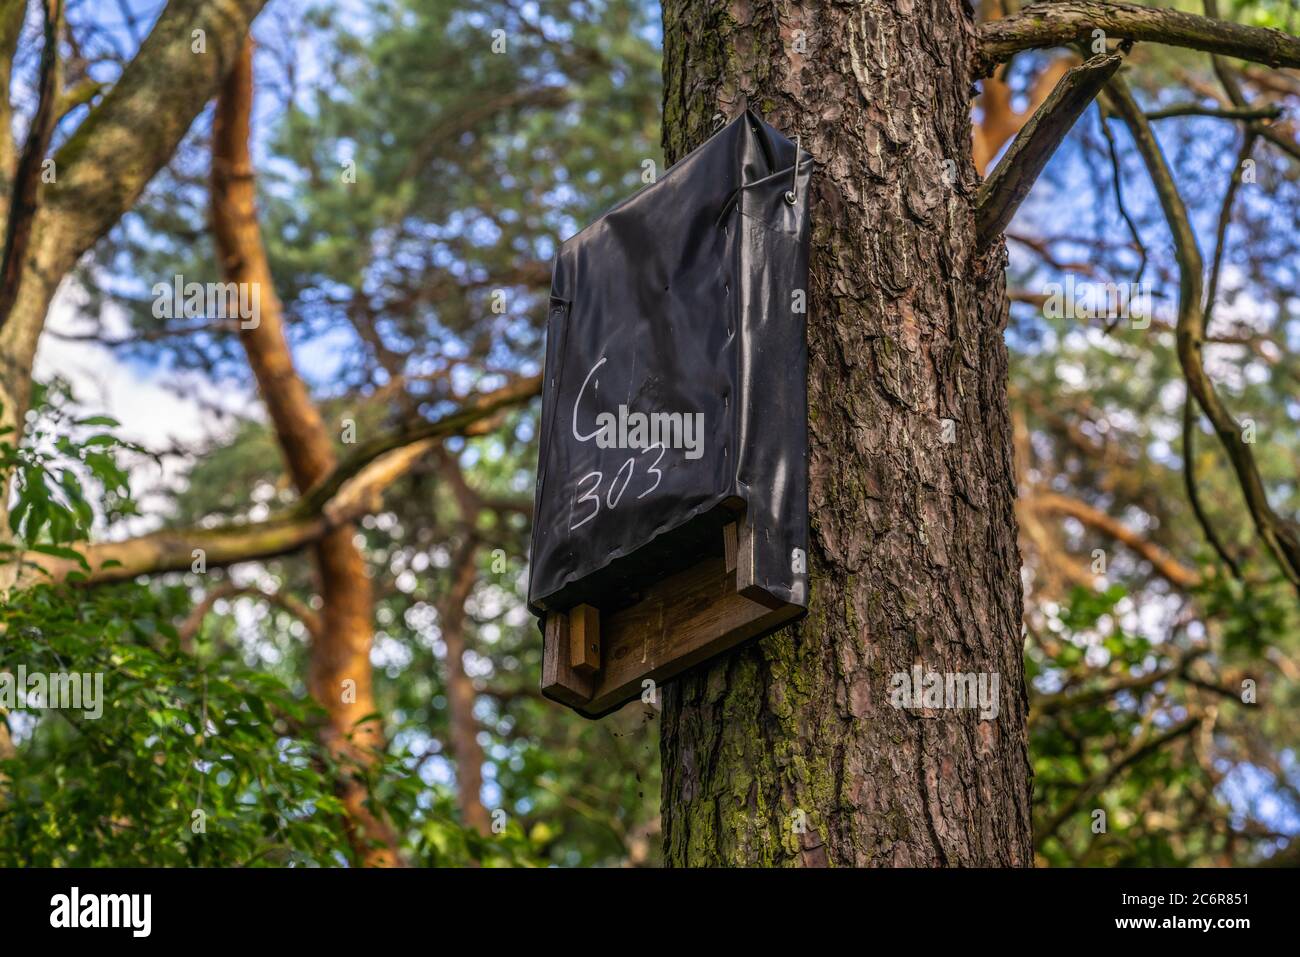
left=1179, top=126, right=1259, bottom=581
left=46, top=318, right=241, bottom=346
left=1203, top=2, right=1300, bottom=166
left=977, top=1, right=1300, bottom=77
left=1029, top=490, right=1202, bottom=588
left=972, top=0, right=1077, bottom=178
left=8, top=375, right=541, bottom=587
left=295, top=373, right=541, bottom=519
left=1038, top=714, right=1202, bottom=846
left=1145, top=103, right=1282, bottom=122
left=1102, top=76, right=1300, bottom=590
left=178, top=580, right=322, bottom=649
left=1183, top=394, right=1242, bottom=579
left=1034, top=647, right=1209, bottom=717
left=977, top=48, right=1126, bottom=246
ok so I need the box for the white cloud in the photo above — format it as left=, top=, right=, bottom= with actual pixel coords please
left=32, top=285, right=258, bottom=537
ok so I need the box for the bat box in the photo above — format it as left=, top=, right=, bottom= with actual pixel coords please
left=529, top=110, right=812, bottom=717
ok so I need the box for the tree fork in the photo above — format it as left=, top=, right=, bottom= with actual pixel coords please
left=658, top=0, right=1032, bottom=866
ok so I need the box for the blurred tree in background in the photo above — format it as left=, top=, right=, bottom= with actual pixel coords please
left=990, top=0, right=1300, bottom=865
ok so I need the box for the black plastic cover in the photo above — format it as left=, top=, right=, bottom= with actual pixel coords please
left=528, top=109, right=811, bottom=617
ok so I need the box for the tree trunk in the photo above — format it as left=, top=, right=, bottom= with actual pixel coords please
left=212, top=40, right=399, bottom=866
left=441, top=541, right=491, bottom=836
left=0, top=0, right=269, bottom=558
left=658, top=0, right=1032, bottom=866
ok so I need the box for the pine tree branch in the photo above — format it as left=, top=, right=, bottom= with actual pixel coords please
left=39, top=0, right=270, bottom=274
left=1102, top=76, right=1300, bottom=590
left=0, top=0, right=62, bottom=331
left=1034, top=647, right=1209, bottom=717
left=1038, top=714, right=1202, bottom=846
left=7, top=375, right=540, bottom=588
left=977, top=1, right=1300, bottom=77
left=178, top=580, right=323, bottom=649
left=1028, top=490, right=1202, bottom=588
left=976, top=47, right=1125, bottom=246
left=1145, top=103, right=1282, bottom=121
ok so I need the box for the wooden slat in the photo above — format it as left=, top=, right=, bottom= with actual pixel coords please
left=734, top=520, right=786, bottom=610
left=541, top=612, right=594, bottom=708
left=723, top=522, right=738, bottom=573
left=575, top=555, right=803, bottom=717
left=542, top=519, right=806, bottom=718
left=568, top=603, right=601, bottom=674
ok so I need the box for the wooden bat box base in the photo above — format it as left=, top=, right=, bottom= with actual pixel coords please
left=540, top=522, right=806, bottom=718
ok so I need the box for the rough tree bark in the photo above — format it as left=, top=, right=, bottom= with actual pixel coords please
left=658, top=0, right=1032, bottom=866
left=211, top=40, right=399, bottom=866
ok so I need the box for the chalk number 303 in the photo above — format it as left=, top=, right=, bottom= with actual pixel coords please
left=570, top=443, right=665, bottom=531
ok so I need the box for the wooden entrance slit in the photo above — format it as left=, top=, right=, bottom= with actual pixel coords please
left=541, top=519, right=805, bottom=718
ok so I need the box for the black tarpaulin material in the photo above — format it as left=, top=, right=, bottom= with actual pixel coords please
left=528, top=109, right=811, bottom=618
